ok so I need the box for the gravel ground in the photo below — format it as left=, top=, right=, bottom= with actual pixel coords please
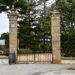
left=0, top=64, right=75, bottom=75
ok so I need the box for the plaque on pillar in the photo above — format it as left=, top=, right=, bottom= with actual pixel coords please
left=10, top=24, right=15, bottom=28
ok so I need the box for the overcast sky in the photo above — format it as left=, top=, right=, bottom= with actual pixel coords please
left=0, top=12, right=9, bottom=36
left=0, top=0, right=55, bottom=36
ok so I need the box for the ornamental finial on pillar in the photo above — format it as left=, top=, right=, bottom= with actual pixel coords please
left=12, top=5, right=15, bottom=10
left=11, top=4, right=15, bottom=14
left=52, top=1, right=60, bottom=15
left=53, top=1, right=56, bottom=10
left=9, top=4, right=18, bottom=17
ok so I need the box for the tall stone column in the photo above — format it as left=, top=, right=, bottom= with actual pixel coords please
left=8, top=6, right=18, bottom=64
left=51, top=9, right=61, bottom=64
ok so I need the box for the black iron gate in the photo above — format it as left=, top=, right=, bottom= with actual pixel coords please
left=18, top=35, right=52, bottom=64
left=17, top=0, right=52, bottom=64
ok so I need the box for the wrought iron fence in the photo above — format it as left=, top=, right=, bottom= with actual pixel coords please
left=17, top=35, right=52, bottom=64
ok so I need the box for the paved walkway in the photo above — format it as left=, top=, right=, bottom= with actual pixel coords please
left=0, top=58, right=75, bottom=75
left=0, top=64, right=75, bottom=75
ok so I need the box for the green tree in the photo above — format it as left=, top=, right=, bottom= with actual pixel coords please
left=18, top=0, right=51, bottom=51
left=0, top=0, right=52, bottom=53
left=54, top=0, right=75, bottom=56
left=0, top=32, right=9, bottom=48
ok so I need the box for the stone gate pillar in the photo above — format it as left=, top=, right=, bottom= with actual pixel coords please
left=8, top=6, right=18, bottom=64
left=51, top=9, right=61, bottom=64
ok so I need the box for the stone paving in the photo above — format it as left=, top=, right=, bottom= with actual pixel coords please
left=0, top=58, right=75, bottom=75
left=0, top=64, right=75, bottom=75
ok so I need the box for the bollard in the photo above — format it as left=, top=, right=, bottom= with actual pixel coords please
left=9, top=52, right=15, bottom=64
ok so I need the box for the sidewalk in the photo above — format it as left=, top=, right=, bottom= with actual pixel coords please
left=0, top=64, right=75, bottom=75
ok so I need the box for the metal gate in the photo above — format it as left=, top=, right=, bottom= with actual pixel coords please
left=17, top=0, right=52, bottom=64
left=17, top=35, right=52, bottom=64
left=18, top=52, right=52, bottom=64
